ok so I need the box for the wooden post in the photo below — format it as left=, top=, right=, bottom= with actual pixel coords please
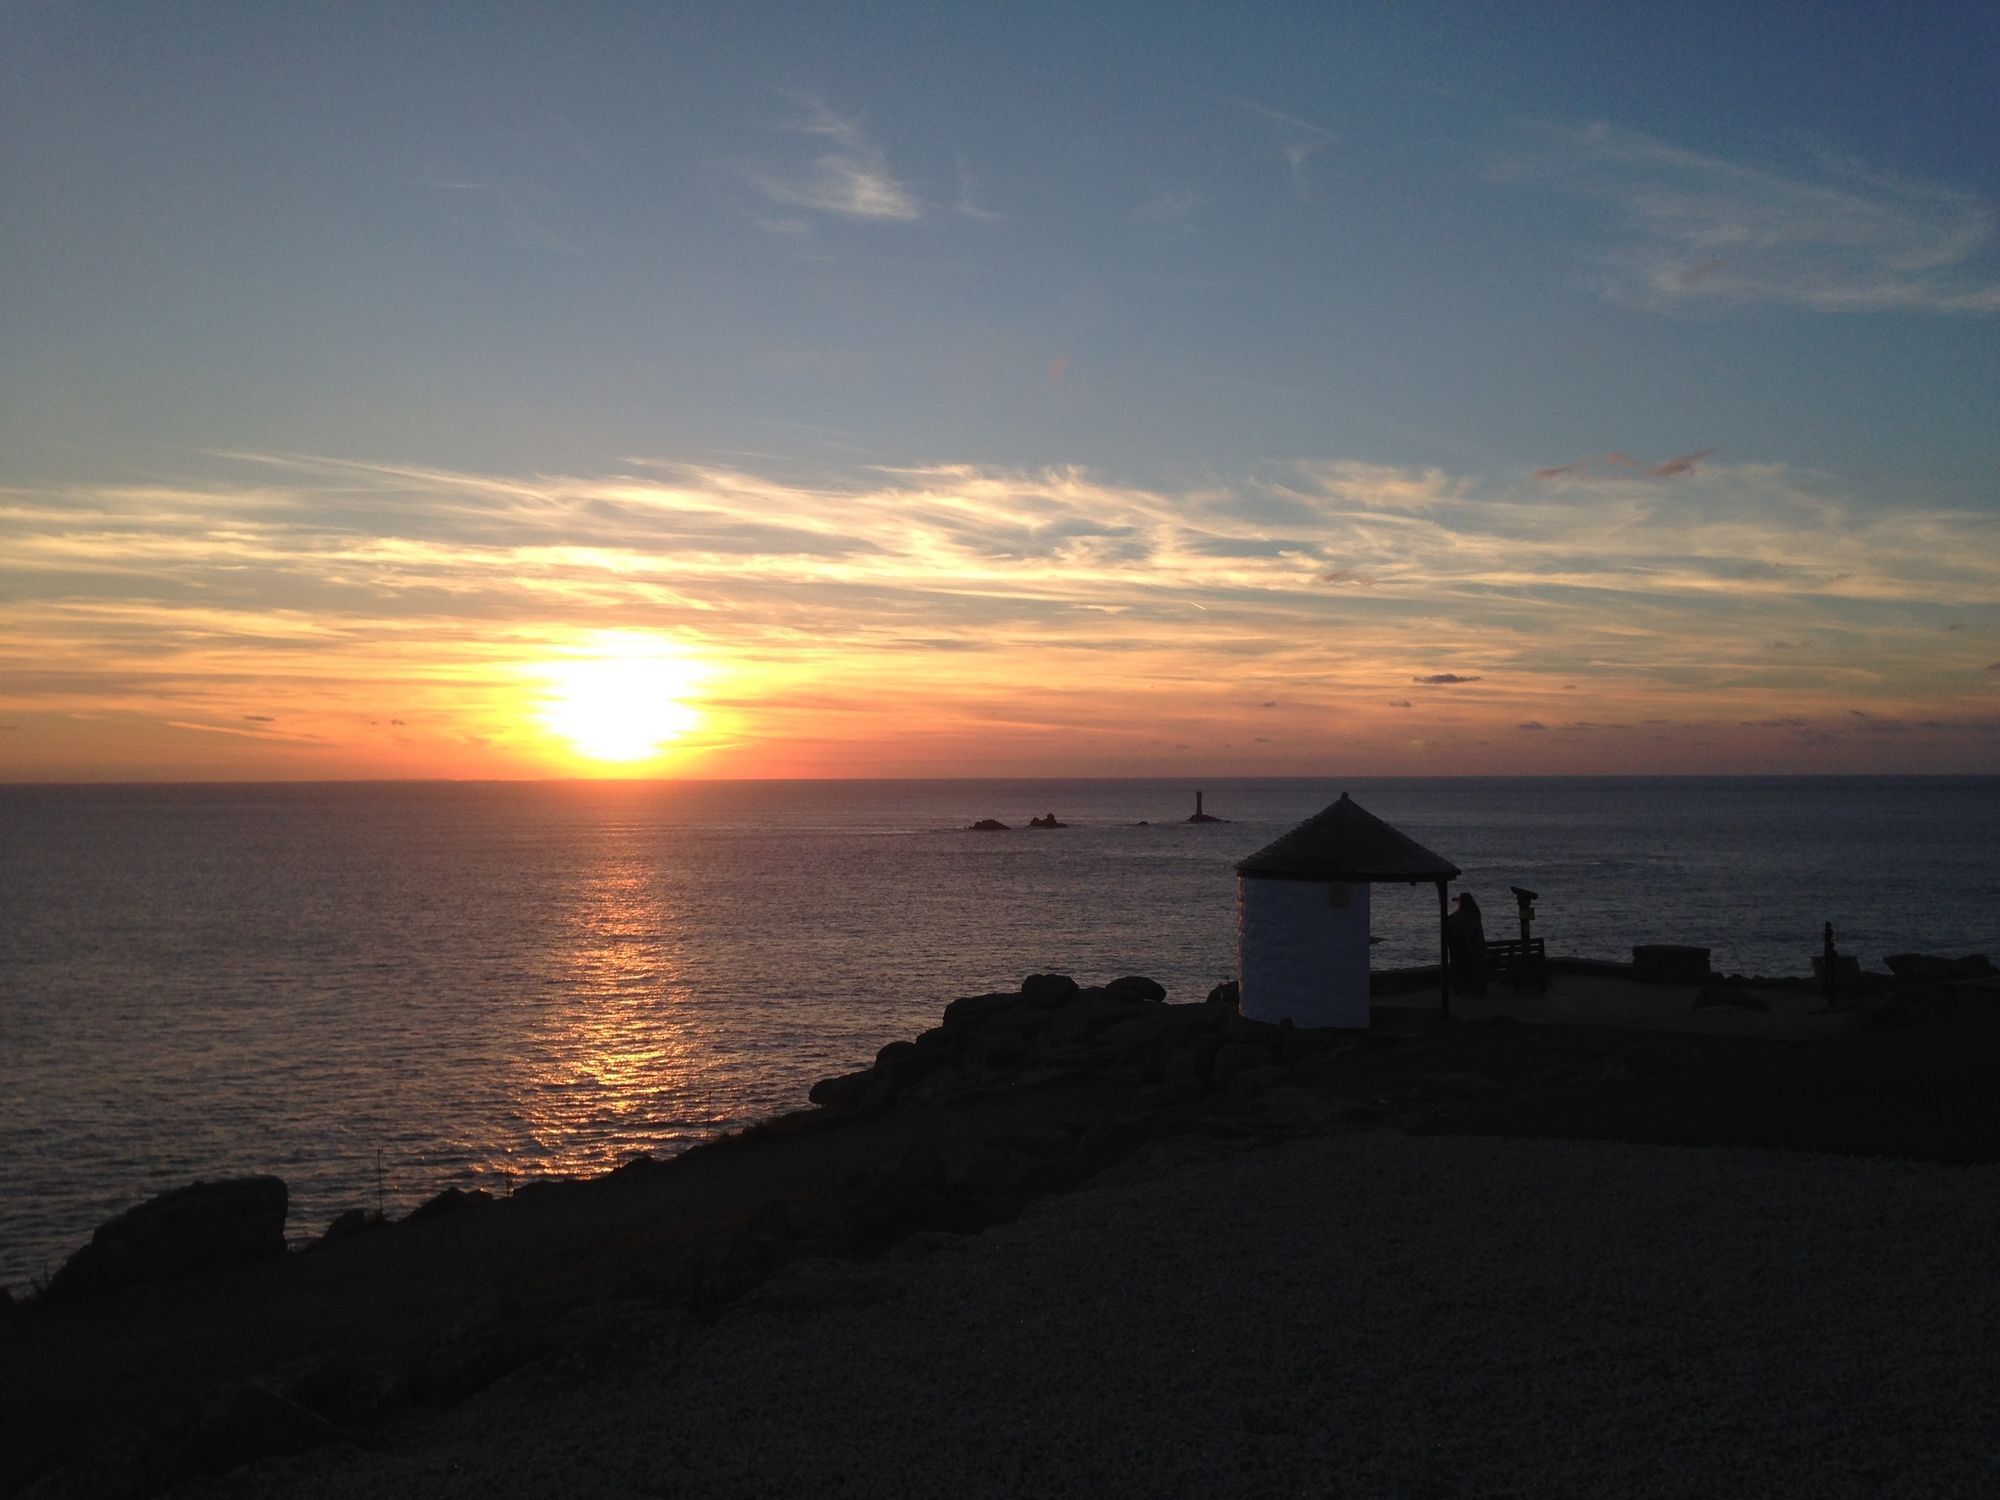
left=1438, top=879, right=1452, bottom=1017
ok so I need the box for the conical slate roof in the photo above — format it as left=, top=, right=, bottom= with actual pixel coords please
left=1236, top=793, right=1459, bottom=883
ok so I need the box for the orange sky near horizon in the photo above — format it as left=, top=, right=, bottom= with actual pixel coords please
left=3, top=454, right=1994, bottom=782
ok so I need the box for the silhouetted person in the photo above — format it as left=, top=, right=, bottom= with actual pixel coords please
left=1448, top=891, right=1487, bottom=996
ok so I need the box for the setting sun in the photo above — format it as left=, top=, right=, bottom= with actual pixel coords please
left=535, top=634, right=708, bottom=765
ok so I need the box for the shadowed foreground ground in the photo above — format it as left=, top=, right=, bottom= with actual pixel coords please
left=6, top=971, right=1998, bottom=1497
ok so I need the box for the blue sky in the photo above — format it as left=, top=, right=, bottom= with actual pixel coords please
left=3, top=3, right=1996, bottom=778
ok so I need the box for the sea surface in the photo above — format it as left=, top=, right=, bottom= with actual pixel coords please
left=3, top=775, right=1995, bottom=1288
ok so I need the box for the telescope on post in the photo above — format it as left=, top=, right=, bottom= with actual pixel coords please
left=1510, top=886, right=1538, bottom=944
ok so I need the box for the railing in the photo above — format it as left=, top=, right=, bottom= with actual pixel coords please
left=1484, top=937, right=1549, bottom=992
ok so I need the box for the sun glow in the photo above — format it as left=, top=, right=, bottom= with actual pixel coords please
left=535, top=633, right=709, bottom=765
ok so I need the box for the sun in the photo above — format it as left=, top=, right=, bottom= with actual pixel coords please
left=535, top=634, right=708, bottom=765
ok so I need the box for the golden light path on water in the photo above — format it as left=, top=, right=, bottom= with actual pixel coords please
left=498, top=844, right=709, bottom=1184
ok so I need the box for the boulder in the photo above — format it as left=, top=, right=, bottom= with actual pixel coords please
left=967, top=818, right=1009, bottom=831
left=873, top=1039, right=932, bottom=1090
left=1106, top=975, right=1167, bottom=1002
left=47, top=1175, right=288, bottom=1298
left=1021, top=972, right=1080, bottom=1006
left=1027, top=813, right=1068, bottom=828
left=808, top=1067, right=874, bottom=1110
left=1206, top=979, right=1241, bottom=1011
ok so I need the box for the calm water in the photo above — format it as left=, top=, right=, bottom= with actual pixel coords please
left=3, top=775, right=1995, bottom=1287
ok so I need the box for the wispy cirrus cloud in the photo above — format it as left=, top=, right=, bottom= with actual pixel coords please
left=1239, top=101, right=1337, bottom=196
left=953, top=158, right=1003, bottom=224
left=749, top=96, right=920, bottom=223
left=1495, top=121, right=2000, bottom=314
left=4, top=449, right=1997, bottom=775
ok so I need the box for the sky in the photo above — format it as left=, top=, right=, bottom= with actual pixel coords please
left=3, top=1, right=1997, bottom=780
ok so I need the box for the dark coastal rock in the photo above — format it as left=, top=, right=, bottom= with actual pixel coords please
left=1206, top=979, right=1241, bottom=1011
left=288, top=1356, right=412, bottom=1428
left=808, top=1067, right=875, bottom=1110
left=898, top=1063, right=968, bottom=1108
left=320, top=1208, right=387, bottom=1246
left=1027, top=813, right=1068, bottom=828
left=942, top=990, right=1022, bottom=1030
left=407, top=1187, right=493, bottom=1225
left=1227, top=1063, right=1292, bottom=1098
left=1021, top=972, right=1080, bottom=1006
left=1632, top=944, right=1711, bottom=984
left=194, top=1380, right=359, bottom=1473
left=873, top=1039, right=931, bottom=1090
left=46, top=1175, right=288, bottom=1299
left=1212, top=1041, right=1277, bottom=1088
left=1885, top=952, right=1996, bottom=982
left=967, top=818, right=1009, bottom=831
left=1106, top=975, right=1167, bottom=1002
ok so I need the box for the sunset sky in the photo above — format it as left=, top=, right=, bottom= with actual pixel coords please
left=4, top=3, right=1996, bottom=780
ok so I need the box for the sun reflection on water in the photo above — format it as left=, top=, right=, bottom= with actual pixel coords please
left=495, top=849, right=712, bottom=1185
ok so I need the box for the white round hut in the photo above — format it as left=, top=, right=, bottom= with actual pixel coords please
left=1235, top=793, right=1460, bottom=1028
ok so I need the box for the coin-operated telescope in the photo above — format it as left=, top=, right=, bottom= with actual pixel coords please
left=1510, top=885, right=1538, bottom=944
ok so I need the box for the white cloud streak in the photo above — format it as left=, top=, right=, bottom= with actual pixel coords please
left=750, top=96, right=920, bottom=222
left=1496, top=121, right=2000, bottom=314
left=1240, top=101, right=1337, bottom=195
left=4, top=453, right=1995, bottom=773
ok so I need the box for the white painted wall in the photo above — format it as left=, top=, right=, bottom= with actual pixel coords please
left=1236, top=875, right=1373, bottom=1028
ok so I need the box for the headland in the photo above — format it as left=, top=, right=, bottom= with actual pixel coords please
left=4, top=958, right=1997, bottom=1496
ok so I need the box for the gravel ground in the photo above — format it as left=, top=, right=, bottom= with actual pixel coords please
left=218, top=1131, right=2000, bottom=1498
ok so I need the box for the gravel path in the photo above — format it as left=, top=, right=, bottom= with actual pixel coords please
left=219, top=1132, right=2000, bottom=1498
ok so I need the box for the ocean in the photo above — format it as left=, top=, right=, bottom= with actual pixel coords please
left=3, top=775, right=1995, bottom=1288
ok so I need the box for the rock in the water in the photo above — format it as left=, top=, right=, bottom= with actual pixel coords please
left=1027, top=813, right=1068, bottom=828
left=1106, top=975, right=1166, bottom=1002
left=47, top=1175, right=288, bottom=1298
left=967, top=818, right=1009, bottom=831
